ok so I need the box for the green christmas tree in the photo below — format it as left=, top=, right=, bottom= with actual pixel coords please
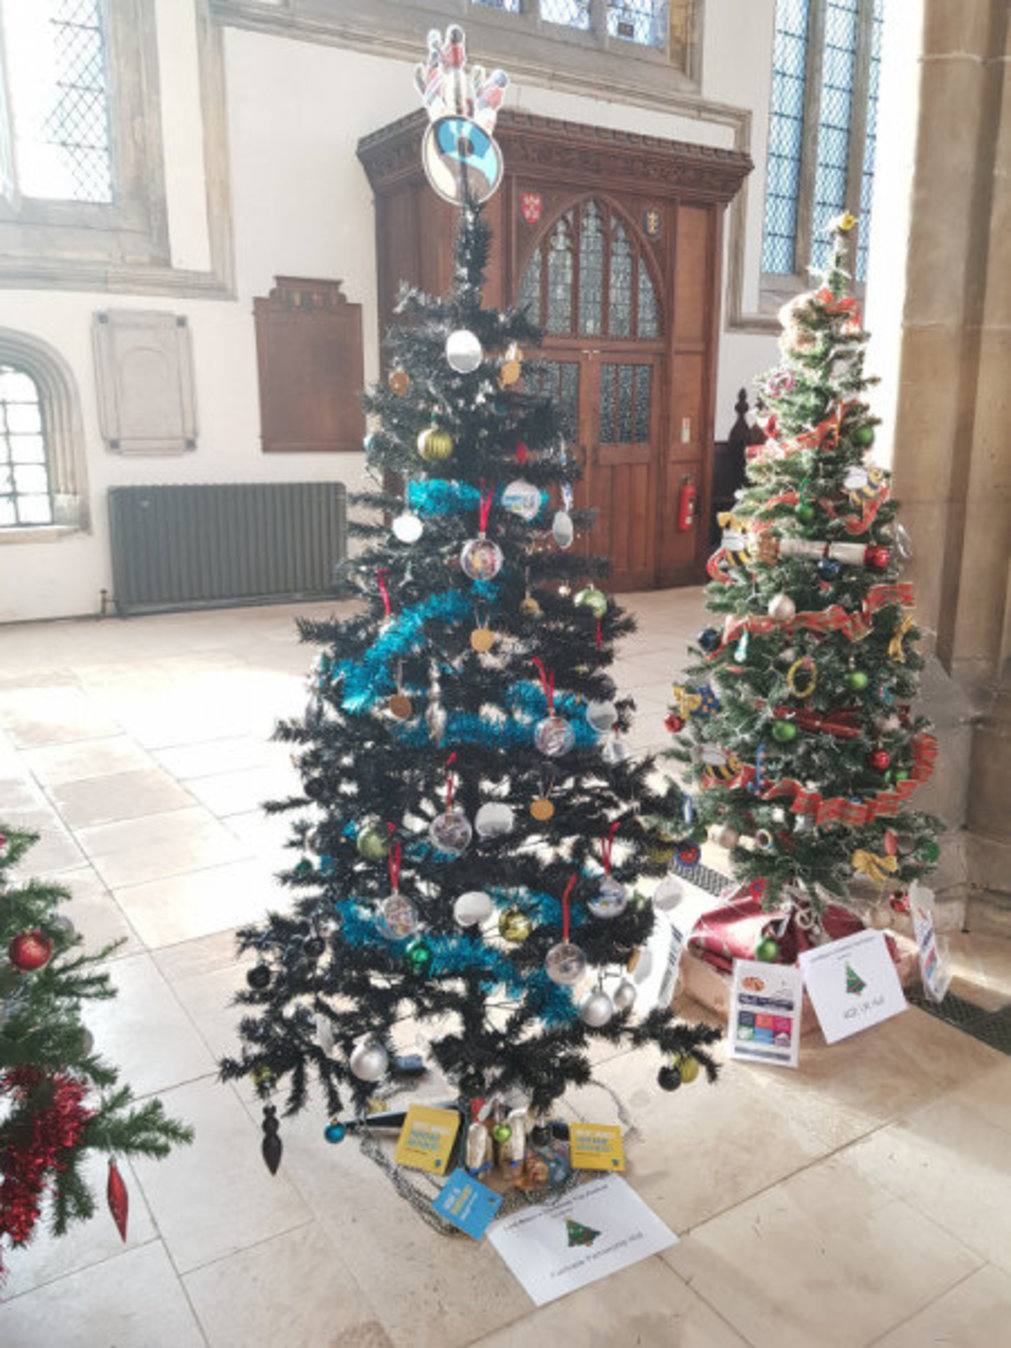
left=0, top=826, right=192, bottom=1277
left=565, top=1217, right=601, bottom=1247
left=220, top=29, right=721, bottom=1170
left=668, top=214, right=942, bottom=937
left=845, top=963, right=867, bottom=995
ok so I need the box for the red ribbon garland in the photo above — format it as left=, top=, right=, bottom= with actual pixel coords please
left=703, top=582, right=916, bottom=659
left=377, top=568, right=391, bottom=618
left=601, top=822, right=620, bottom=876
left=445, top=752, right=457, bottom=811
left=531, top=658, right=555, bottom=713
left=386, top=822, right=401, bottom=892
left=561, top=875, right=576, bottom=941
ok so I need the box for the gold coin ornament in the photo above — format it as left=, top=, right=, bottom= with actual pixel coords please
left=786, top=655, right=817, bottom=699
left=388, top=369, right=410, bottom=396
left=470, top=626, right=496, bottom=653
left=418, top=426, right=454, bottom=461
left=388, top=692, right=413, bottom=719
left=499, top=358, right=521, bottom=386
left=530, top=796, right=555, bottom=822
left=498, top=905, right=533, bottom=943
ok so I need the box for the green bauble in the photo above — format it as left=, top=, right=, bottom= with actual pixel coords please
left=357, top=826, right=388, bottom=861
left=405, top=937, right=432, bottom=971
left=574, top=586, right=608, bottom=619
left=491, top=1122, right=512, bottom=1143
left=755, top=937, right=781, bottom=962
left=844, top=670, right=869, bottom=692
left=853, top=426, right=875, bottom=447
left=919, top=840, right=940, bottom=864
left=771, top=720, right=798, bottom=743
left=794, top=502, right=816, bottom=524
left=678, top=1055, right=701, bottom=1084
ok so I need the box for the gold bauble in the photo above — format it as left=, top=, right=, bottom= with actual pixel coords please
left=529, top=797, right=555, bottom=822
left=519, top=595, right=541, bottom=617
left=499, top=358, right=522, bottom=386
left=388, top=369, right=409, bottom=395
left=498, top=905, right=533, bottom=944
left=417, top=426, right=454, bottom=461
left=470, top=627, right=496, bottom=653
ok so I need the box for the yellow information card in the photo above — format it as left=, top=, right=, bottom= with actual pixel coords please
left=568, top=1123, right=625, bottom=1172
left=394, top=1104, right=460, bottom=1174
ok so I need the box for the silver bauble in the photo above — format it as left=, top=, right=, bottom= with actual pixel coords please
left=349, top=1041, right=388, bottom=1082
left=392, top=512, right=424, bottom=543
left=445, top=328, right=483, bottom=373
left=579, top=989, right=615, bottom=1027
left=453, top=890, right=494, bottom=926
left=768, top=592, right=797, bottom=622
left=612, top=978, right=637, bottom=1012
left=474, top=802, right=515, bottom=838
left=585, top=700, right=617, bottom=733
left=552, top=511, right=574, bottom=549
left=587, top=876, right=628, bottom=919
left=544, top=941, right=587, bottom=986
left=652, top=877, right=683, bottom=911
left=601, top=734, right=630, bottom=765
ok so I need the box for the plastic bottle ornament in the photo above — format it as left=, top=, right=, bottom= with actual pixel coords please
left=579, top=989, right=615, bottom=1027
left=498, top=905, right=532, bottom=943
left=544, top=941, right=587, bottom=986
left=417, top=426, right=454, bottom=461
left=376, top=893, right=418, bottom=940
left=601, top=732, right=630, bottom=765
left=652, top=877, right=684, bottom=911
left=612, top=979, right=637, bottom=1012
left=349, top=1041, right=389, bottom=1082
left=755, top=828, right=775, bottom=851
left=585, top=700, right=617, bottom=733
left=551, top=511, right=574, bottom=549
left=357, top=826, right=388, bottom=861
left=587, top=876, right=628, bottom=919
left=501, top=480, right=542, bottom=520
left=393, top=512, right=424, bottom=544
left=460, top=536, right=504, bottom=581
left=768, top=593, right=796, bottom=622
left=429, top=809, right=473, bottom=855
left=893, top=523, right=914, bottom=565
left=454, top=890, right=494, bottom=926
left=445, top=328, right=483, bottom=373
left=475, top=802, right=515, bottom=838
left=574, top=587, right=607, bottom=620
left=535, top=715, right=575, bottom=757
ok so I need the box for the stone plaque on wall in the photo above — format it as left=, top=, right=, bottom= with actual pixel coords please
left=253, top=277, right=365, bottom=453
left=92, top=310, right=198, bottom=455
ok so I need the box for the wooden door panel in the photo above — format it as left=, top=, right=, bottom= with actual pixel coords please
left=669, top=353, right=705, bottom=464
left=597, top=443, right=650, bottom=467
left=673, top=205, right=711, bottom=345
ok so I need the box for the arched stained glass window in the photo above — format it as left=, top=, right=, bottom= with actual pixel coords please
left=0, top=364, right=51, bottom=526
left=519, top=200, right=661, bottom=340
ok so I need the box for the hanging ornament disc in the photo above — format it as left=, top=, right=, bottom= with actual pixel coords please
left=460, top=536, right=504, bottom=580
left=474, top=801, right=515, bottom=838
left=393, top=513, right=424, bottom=544
left=389, top=692, right=413, bottom=719
left=376, top=893, right=418, bottom=940
left=445, top=328, right=483, bottom=373
left=429, top=809, right=473, bottom=856
left=585, top=700, right=617, bottom=733
left=501, top=479, right=542, bottom=520
left=534, top=715, right=575, bottom=757
left=544, top=940, right=587, bottom=986
left=587, top=876, right=628, bottom=919
left=530, top=796, right=555, bottom=821
left=552, top=511, right=574, bottom=549
left=454, top=890, right=494, bottom=926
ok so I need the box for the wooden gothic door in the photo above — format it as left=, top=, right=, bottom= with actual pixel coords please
left=517, top=200, right=665, bottom=592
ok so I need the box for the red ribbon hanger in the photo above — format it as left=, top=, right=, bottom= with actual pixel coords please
left=561, top=875, right=576, bottom=941
left=386, top=822, right=401, bottom=892
left=600, top=821, right=620, bottom=875
left=531, top=657, right=555, bottom=713
left=445, top=752, right=457, bottom=811
left=377, top=568, right=391, bottom=618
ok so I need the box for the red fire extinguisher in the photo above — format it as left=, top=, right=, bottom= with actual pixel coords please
left=677, top=476, right=697, bottom=531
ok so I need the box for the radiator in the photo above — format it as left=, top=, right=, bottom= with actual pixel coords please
left=107, top=482, right=347, bottom=615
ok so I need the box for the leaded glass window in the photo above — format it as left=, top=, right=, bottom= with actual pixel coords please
left=0, top=364, right=51, bottom=526
left=762, top=0, right=883, bottom=285
left=526, top=360, right=579, bottom=439
left=539, top=0, right=591, bottom=32
left=607, top=1, right=669, bottom=49
left=599, top=363, right=652, bottom=443
left=519, top=200, right=662, bottom=340
left=1, top=0, right=113, bottom=204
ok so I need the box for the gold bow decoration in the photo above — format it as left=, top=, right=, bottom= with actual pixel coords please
left=888, top=613, right=917, bottom=663
left=851, top=848, right=899, bottom=888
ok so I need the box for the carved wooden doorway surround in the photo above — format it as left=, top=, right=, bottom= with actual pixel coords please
left=357, top=111, right=751, bottom=590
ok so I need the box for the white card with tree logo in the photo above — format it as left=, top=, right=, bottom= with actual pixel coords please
left=488, top=1175, right=676, bottom=1305
left=798, top=928, right=907, bottom=1043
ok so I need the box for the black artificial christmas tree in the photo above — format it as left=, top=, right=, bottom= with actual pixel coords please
left=668, top=214, right=941, bottom=950
left=0, top=827, right=192, bottom=1277
left=221, top=28, right=719, bottom=1185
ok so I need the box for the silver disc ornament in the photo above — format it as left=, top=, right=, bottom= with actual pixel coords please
left=652, top=877, right=684, bottom=911
left=534, top=715, right=575, bottom=757
left=545, top=940, right=588, bottom=986
left=375, top=893, right=418, bottom=940
left=349, top=1041, right=389, bottom=1082
left=501, top=479, right=542, bottom=521
left=460, top=536, right=504, bottom=581
left=445, top=328, right=483, bottom=373
left=474, top=802, right=515, bottom=838
left=393, top=512, right=424, bottom=543
left=587, top=876, right=628, bottom=919
left=585, top=700, right=617, bottom=733
left=612, top=978, right=637, bottom=1012
left=429, top=809, right=473, bottom=856
left=453, top=890, right=494, bottom=926
left=552, top=511, right=574, bottom=549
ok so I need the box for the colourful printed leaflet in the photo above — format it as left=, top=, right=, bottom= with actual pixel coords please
left=432, top=1168, right=503, bottom=1239
left=728, top=959, right=803, bottom=1068
left=568, top=1123, right=624, bottom=1172
left=394, top=1104, right=460, bottom=1173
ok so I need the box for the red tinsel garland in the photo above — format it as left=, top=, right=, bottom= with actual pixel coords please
left=0, top=1066, right=94, bottom=1271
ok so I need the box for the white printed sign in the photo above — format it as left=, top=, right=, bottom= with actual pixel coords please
left=728, top=958, right=804, bottom=1068
left=488, top=1174, right=676, bottom=1306
left=909, top=881, right=952, bottom=1003
left=798, top=929, right=907, bottom=1044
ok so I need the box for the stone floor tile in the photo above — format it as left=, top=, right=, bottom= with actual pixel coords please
left=112, top=857, right=285, bottom=947
left=46, top=766, right=197, bottom=828
left=868, top=1263, right=1011, bottom=1348
left=132, top=1078, right=311, bottom=1275
left=21, top=734, right=157, bottom=786
left=0, top=682, right=123, bottom=747
left=83, top=951, right=217, bottom=1095
left=0, top=1241, right=206, bottom=1348
left=39, top=862, right=145, bottom=959
left=184, top=1221, right=380, bottom=1348
left=75, top=804, right=250, bottom=888
left=154, top=928, right=252, bottom=1062
left=180, top=764, right=300, bottom=818
left=664, top=1154, right=983, bottom=1348
left=151, top=735, right=293, bottom=780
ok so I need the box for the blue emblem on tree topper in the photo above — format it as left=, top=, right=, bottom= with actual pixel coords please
left=416, top=26, right=508, bottom=204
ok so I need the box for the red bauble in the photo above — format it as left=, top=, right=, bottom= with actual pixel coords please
left=665, top=713, right=686, bottom=733
left=8, top=929, right=53, bottom=971
left=864, top=545, right=891, bottom=570
left=107, top=1158, right=129, bottom=1241
left=868, top=748, right=892, bottom=772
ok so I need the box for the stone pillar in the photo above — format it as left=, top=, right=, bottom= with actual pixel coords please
left=890, top=0, right=1011, bottom=900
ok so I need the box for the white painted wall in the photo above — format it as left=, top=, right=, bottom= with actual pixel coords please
left=0, top=0, right=785, bottom=622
